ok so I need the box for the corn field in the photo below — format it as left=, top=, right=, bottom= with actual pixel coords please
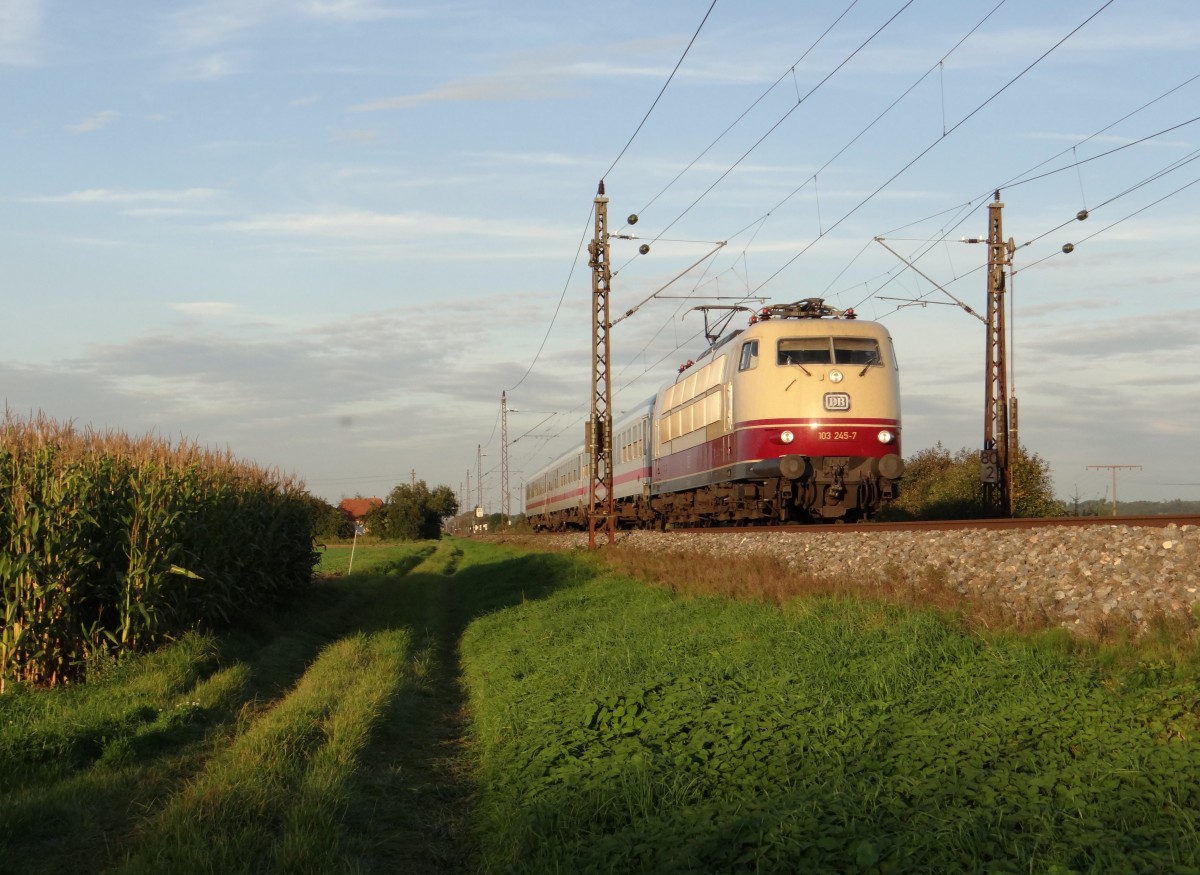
left=0, top=412, right=319, bottom=691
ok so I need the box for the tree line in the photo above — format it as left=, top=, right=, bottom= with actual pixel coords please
left=306, top=440, right=1161, bottom=543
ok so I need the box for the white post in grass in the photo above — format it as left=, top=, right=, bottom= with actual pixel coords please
left=348, top=522, right=364, bottom=574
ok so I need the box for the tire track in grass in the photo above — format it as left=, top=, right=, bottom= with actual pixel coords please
left=110, top=540, right=480, bottom=874
left=340, top=541, right=479, bottom=873
left=111, top=627, right=412, bottom=874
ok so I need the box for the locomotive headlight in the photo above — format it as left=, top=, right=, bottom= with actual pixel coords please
left=877, top=429, right=895, bottom=444
left=829, top=370, right=843, bottom=383
left=780, top=430, right=795, bottom=444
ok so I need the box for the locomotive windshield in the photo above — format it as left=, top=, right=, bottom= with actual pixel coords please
left=777, top=336, right=882, bottom=367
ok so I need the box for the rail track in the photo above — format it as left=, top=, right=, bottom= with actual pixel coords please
left=669, top=514, right=1200, bottom=535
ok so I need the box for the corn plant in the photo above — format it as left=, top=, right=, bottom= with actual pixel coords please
left=0, top=411, right=319, bottom=691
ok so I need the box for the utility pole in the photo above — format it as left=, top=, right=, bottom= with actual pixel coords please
left=982, top=191, right=1015, bottom=518
left=476, top=444, right=485, bottom=520
left=410, top=468, right=416, bottom=489
left=1087, top=465, right=1142, bottom=516
left=501, top=391, right=511, bottom=525
left=587, top=181, right=615, bottom=548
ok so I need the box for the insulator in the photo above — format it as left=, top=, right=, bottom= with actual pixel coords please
left=627, top=214, right=638, bottom=225
left=639, top=244, right=650, bottom=255
left=1062, top=243, right=1075, bottom=254
left=1076, top=209, right=1089, bottom=221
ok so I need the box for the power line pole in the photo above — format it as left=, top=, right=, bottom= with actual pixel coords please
left=1087, top=465, right=1142, bottom=516
left=587, top=181, right=615, bottom=549
left=476, top=444, right=485, bottom=519
left=982, top=191, right=1015, bottom=518
left=501, top=391, right=511, bottom=525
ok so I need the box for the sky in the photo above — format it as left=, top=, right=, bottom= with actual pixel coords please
left=3, top=0, right=1199, bottom=511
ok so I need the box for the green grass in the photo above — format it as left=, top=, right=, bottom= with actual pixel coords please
left=4, top=536, right=1200, bottom=873
left=460, top=553, right=1200, bottom=873
left=315, top=540, right=439, bottom=577
left=0, top=538, right=489, bottom=875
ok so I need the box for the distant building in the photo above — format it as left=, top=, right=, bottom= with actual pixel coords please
left=338, top=497, right=383, bottom=531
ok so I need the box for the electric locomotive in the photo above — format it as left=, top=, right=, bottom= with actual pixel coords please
left=525, top=298, right=903, bottom=529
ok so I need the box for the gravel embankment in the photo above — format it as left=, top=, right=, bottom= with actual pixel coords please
left=535, top=524, right=1200, bottom=633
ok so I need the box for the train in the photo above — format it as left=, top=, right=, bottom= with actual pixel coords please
left=524, top=298, right=903, bottom=529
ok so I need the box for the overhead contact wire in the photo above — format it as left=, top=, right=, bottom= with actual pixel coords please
left=601, top=0, right=719, bottom=182
left=750, top=0, right=1119, bottom=296
left=654, top=0, right=919, bottom=244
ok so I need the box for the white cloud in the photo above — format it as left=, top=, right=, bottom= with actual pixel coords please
left=302, top=0, right=429, bottom=23
left=159, top=0, right=273, bottom=50
left=157, top=0, right=437, bottom=81
left=64, top=110, right=120, bottom=134
left=24, top=187, right=222, bottom=205
left=350, top=76, right=567, bottom=112
left=179, top=52, right=243, bottom=81
left=0, top=0, right=45, bottom=67
left=212, top=208, right=569, bottom=241
left=172, top=302, right=240, bottom=317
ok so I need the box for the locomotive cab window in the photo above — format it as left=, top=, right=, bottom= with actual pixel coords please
left=778, top=337, right=831, bottom=366
left=777, top=336, right=884, bottom=368
left=833, top=337, right=882, bottom=367
left=738, top=340, right=759, bottom=371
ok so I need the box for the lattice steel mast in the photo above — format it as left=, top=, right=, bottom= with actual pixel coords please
left=983, top=191, right=1015, bottom=518
left=501, top=391, right=511, bottom=524
left=587, top=182, right=615, bottom=548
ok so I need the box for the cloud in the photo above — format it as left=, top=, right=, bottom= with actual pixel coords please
left=171, top=302, right=240, bottom=317
left=212, top=208, right=571, bottom=242
left=1023, top=310, right=1200, bottom=361
left=156, top=0, right=437, bottom=81
left=0, top=0, right=45, bottom=67
left=178, top=52, right=242, bottom=81
left=65, top=110, right=119, bottom=134
left=350, top=77, right=568, bottom=112
left=158, top=0, right=273, bottom=50
left=0, top=298, right=588, bottom=501
left=22, top=187, right=222, bottom=205
left=301, top=0, right=429, bottom=23
left=347, top=35, right=685, bottom=113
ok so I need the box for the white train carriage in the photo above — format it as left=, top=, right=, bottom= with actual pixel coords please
left=524, top=447, right=587, bottom=531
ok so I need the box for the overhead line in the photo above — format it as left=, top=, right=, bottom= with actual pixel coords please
left=628, top=0, right=863, bottom=223
left=506, top=1, right=720, bottom=405
left=728, top=0, right=1009, bottom=245
left=653, top=0, right=919, bottom=243
left=749, top=0, right=1119, bottom=296
left=859, top=112, right=1200, bottom=312
left=503, top=201, right=594, bottom=395
left=602, top=0, right=720, bottom=181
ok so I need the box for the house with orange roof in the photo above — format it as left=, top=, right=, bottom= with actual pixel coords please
left=338, top=496, right=384, bottom=531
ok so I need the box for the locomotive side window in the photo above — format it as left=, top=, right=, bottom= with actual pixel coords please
left=832, top=337, right=881, bottom=367
left=738, top=340, right=759, bottom=371
left=778, top=337, right=832, bottom=365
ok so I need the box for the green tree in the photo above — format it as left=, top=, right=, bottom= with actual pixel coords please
left=1010, top=446, right=1063, bottom=517
left=365, top=481, right=460, bottom=541
left=886, top=442, right=1061, bottom=520
left=299, top=493, right=354, bottom=540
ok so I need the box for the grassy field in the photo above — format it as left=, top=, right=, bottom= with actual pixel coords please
left=2, top=537, right=1199, bottom=873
